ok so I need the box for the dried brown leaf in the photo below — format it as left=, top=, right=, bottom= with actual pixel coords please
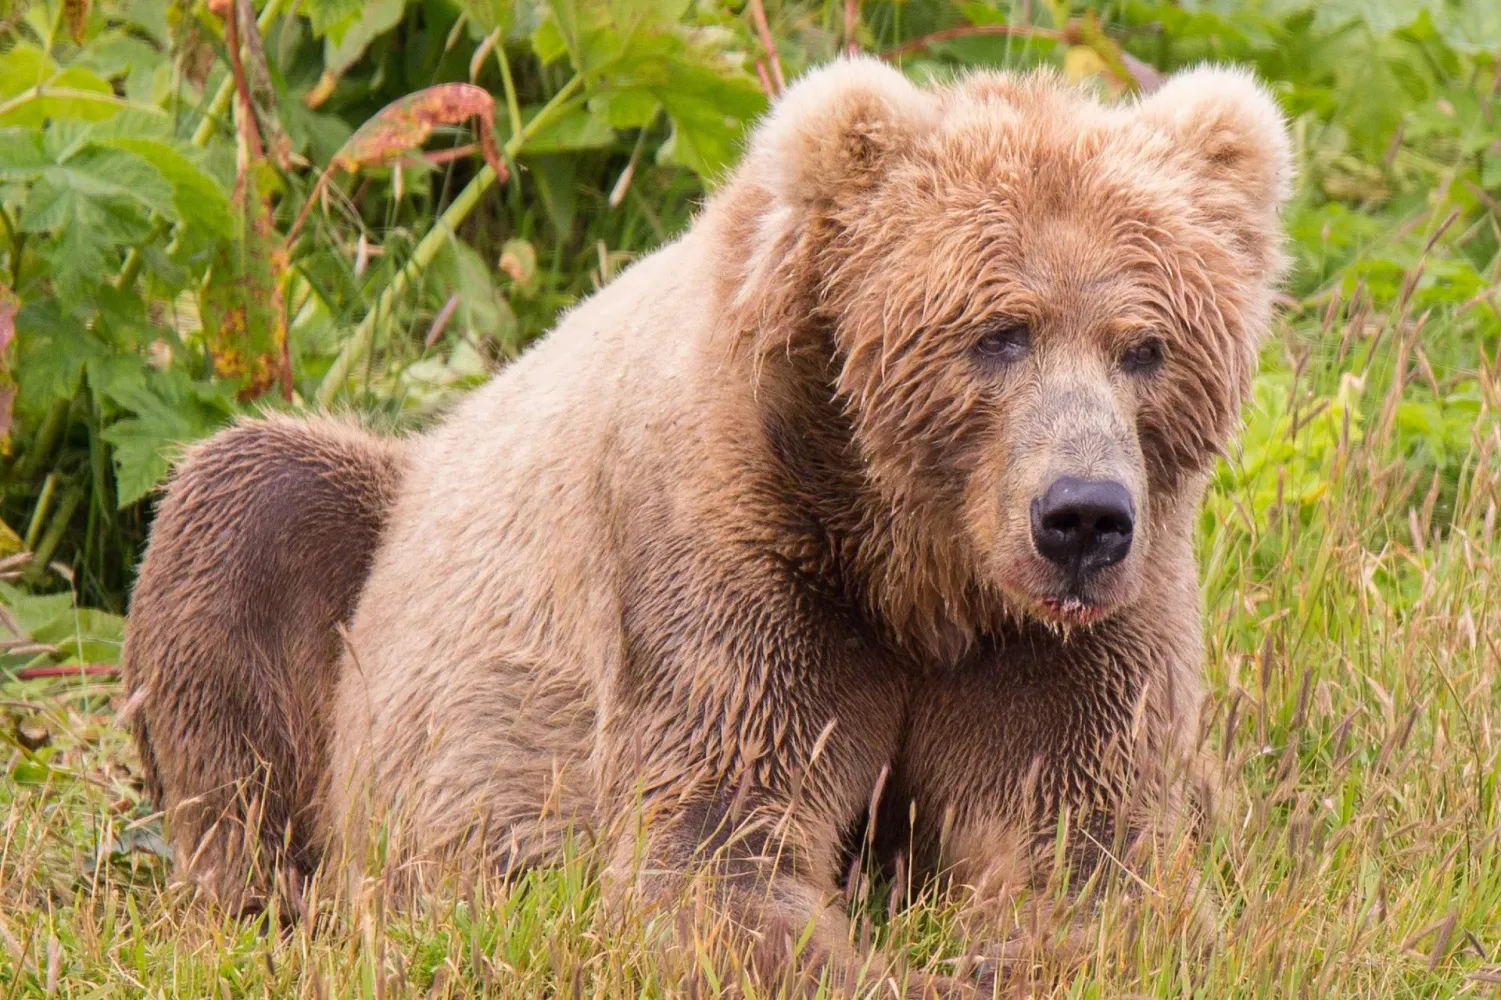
left=333, top=83, right=508, bottom=183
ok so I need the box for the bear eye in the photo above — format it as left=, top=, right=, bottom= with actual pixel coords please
left=1121, top=337, right=1165, bottom=375
left=973, top=322, right=1030, bottom=364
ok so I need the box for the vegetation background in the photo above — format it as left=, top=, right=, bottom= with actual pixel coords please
left=2, top=0, right=1500, bottom=995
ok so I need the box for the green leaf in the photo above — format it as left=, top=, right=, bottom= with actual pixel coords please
left=655, top=61, right=765, bottom=178
left=531, top=14, right=569, bottom=64
left=0, top=127, right=47, bottom=181
left=18, top=146, right=173, bottom=299
left=322, top=0, right=406, bottom=74
left=20, top=146, right=175, bottom=229
left=527, top=153, right=577, bottom=236
left=13, top=300, right=109, bottom=413
left=0, top=57, right=134, bottom=127
left=92, top=362, right=234, bottom=507
left=1482, top=153, right=1501, bottom=191
left=520, top=106, right=616, bottom=152
left=429, top=236, right=519, bottom=348
left=95, top=136, right=233, bottom=239
left=0, top=582, right=75, bottom=638
left=589, top=89, right=659, bottom=130
left=304, top=0, right=367, bottom=45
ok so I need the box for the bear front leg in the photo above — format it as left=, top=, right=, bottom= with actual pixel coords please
left=597, top=575, right=966, bottom=997
left=601, top=770, right=972, bottom=998
left=883, top=613, right=1210, bottom=981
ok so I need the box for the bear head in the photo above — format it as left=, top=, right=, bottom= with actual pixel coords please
left=716, top=57, right=1292, bottom=646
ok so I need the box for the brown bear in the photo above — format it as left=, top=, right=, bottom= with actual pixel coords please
left=122, top=57, right=1290, bottom=994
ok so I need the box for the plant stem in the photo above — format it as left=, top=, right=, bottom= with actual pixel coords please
left=12, top=398, right=69, bottom=484
left=494, top=35, right=525, bottom=144
left=113, top=0, right=288, bottom=292
left=32, top=485, right=84, bottom=574
left=314, top=75, right=584, bottom=407
left=0, top=206, right=21, bottom=286
left=14, top=664, right=119, bottom=680
left=23, top=473, right=57, bottom=551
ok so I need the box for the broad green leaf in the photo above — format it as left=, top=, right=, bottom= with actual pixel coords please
left=589, top=88, right=659, bottom=130
left=1483, top=153, right=1501, bottom=192
left=18, top=146, right=174, bottom=298
left=0, top=128, right=47, bottom=181
left=96, top=136, right=233, bottom=240
left=527, top=153, right=577, bottom=235
left=92, top=361, right=233, bottom=507
left=13, top=300, right=109, bottom=413
left=304, top=0, right=367, bottom=45
left=520, top=106, right=615, bottom=152
left=322, top=0, right=406, bottom=74
left=0, top=64, right=132, bottom=127
left=531, top=14, right=569, bottom=64
left=80, top=108, right=172, bottom=144
left=18, top=147, right=175, bottom=231
left=456, top=0, right=512, bottom=34
left=429, top=236, right=519, bottom=349
left=0, top=582, right=74, bottom=637
left=73, top=31, right=163, bottom=82
left=655, top=60, right=765, bottom=178
left=0, top=44, right=52, bottom=98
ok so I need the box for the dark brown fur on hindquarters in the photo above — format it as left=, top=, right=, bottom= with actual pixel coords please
left=121, top=415, right=406, bottom=908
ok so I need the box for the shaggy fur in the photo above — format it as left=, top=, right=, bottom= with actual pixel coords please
left=123, top=59, right=1290, bottom=993
left=122, top=416, right=407, bottom=906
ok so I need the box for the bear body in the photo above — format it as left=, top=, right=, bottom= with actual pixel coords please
left=123, top=58, right=1289, bottom=991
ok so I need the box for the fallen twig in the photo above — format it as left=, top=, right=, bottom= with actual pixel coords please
left=12, top=665, right=121, bottom=681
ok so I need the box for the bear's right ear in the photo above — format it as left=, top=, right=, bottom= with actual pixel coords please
left=744, top=56, right=936, bottom=215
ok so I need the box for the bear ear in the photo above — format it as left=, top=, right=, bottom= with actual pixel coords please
left=1136, top=65, right=1293, bottom=213
left=745, top=56, right=936, bottom=214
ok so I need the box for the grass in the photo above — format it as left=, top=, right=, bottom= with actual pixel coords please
left=4, top=242, right=1501, bottom=1000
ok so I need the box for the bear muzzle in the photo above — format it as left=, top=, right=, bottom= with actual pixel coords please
left=1029, top=476, right=1135, bottom=574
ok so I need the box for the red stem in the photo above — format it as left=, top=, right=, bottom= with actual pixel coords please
left=224, top=2, right=264, bottom=160
left=14, top=664, right=120, bottom=680
left=747, top=0, right=784, bottom=93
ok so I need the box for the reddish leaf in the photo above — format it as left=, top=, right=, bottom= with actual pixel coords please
left=200, top=164, right=291, bottom=401
left=0, top=284, right=16, bottom=358
left=333, top=83, right=509, bottom=183
left=63, top=0, right=89, bottom=43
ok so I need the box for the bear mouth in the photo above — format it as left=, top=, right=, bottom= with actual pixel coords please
left=1036, top=593, right=1109, bottom=626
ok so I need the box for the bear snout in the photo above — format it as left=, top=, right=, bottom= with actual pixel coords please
left=1029, top=476, right=1135, bottom=575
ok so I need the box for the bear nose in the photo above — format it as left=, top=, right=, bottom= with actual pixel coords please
left=1030, top=477, right=1135, bottom=573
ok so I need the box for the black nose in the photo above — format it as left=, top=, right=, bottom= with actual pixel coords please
left=1030, top=477, right=1135, bottom=573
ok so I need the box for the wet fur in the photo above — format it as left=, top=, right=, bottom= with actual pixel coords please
left=124, top=60, right=1290, bottom=992
left=122, top=415, right=406, bottom=906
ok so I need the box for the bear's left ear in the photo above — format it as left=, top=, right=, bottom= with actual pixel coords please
left=1137, top=65, right=1293, bottom=214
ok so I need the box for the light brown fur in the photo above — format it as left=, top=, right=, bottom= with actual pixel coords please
left=124, top=60, right=1290, bottom=993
